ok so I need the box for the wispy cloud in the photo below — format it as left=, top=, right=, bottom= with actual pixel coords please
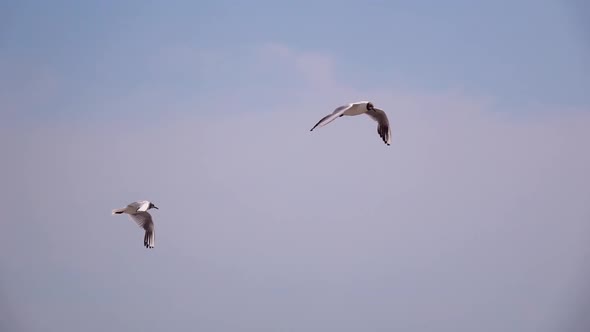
left=258, top=42, right=337, bottom=89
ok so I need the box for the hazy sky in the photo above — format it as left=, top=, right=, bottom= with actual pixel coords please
left=2, top=1, right=590, bottom=331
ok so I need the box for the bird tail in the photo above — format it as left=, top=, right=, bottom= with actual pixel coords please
left=112, top=208, right=126, bottom=215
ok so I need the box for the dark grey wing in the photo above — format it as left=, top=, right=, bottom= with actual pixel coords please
left=310, top=104, right=353, bottom=131
left=365, top=108, right=392, bottom=145
left=129, top=212, right=155, bottom=248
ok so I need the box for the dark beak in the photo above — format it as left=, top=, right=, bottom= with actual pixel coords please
left=153, top=206, right=159, bottom=209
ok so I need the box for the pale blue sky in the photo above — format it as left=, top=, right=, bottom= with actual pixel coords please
left=2, top=2, right=590, bottom=332
left=1, top=0, right=588, bottom=124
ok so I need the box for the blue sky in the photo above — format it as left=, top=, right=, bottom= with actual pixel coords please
left=2, top=2, right=590, bottom=332
left=1, top=0, right=588, bottom=124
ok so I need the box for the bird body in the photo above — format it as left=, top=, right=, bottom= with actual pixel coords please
left=340, top=101, right=372, bottom=116
left=310, top=101, right=392, bottom=145
left=112, top=200, right=158, bottom=249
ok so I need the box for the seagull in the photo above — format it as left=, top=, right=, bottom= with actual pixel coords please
left=112, top=200, right=158, bottom=249
left=310, top=101, right=391, bottom=145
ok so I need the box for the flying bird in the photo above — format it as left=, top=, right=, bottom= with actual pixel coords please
left=310, top=101, right=391, bottom=145
left=112, top=200, right=158, bottom=249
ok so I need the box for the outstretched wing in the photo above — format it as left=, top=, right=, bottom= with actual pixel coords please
left=365, top=108, right=391, bottom=145
left=129, top=212, right=155, bottom=249
left=129, top=212, right=154, bottom=230
left=144, top=229, right=155, bottom=248
left=309, top=104, right=354, bottom=131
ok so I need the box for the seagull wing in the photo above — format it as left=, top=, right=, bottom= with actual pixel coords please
left=129, top=212, right=155, bottom=248
left=365, top=108, right=392, bottom=145
left=113, top=201, right=142, bottom=215
left=136, top=201, right=150, bottom=212
left=310, top=104, right=354, bottom=131
left=126, top=201, right=142, bottom=210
